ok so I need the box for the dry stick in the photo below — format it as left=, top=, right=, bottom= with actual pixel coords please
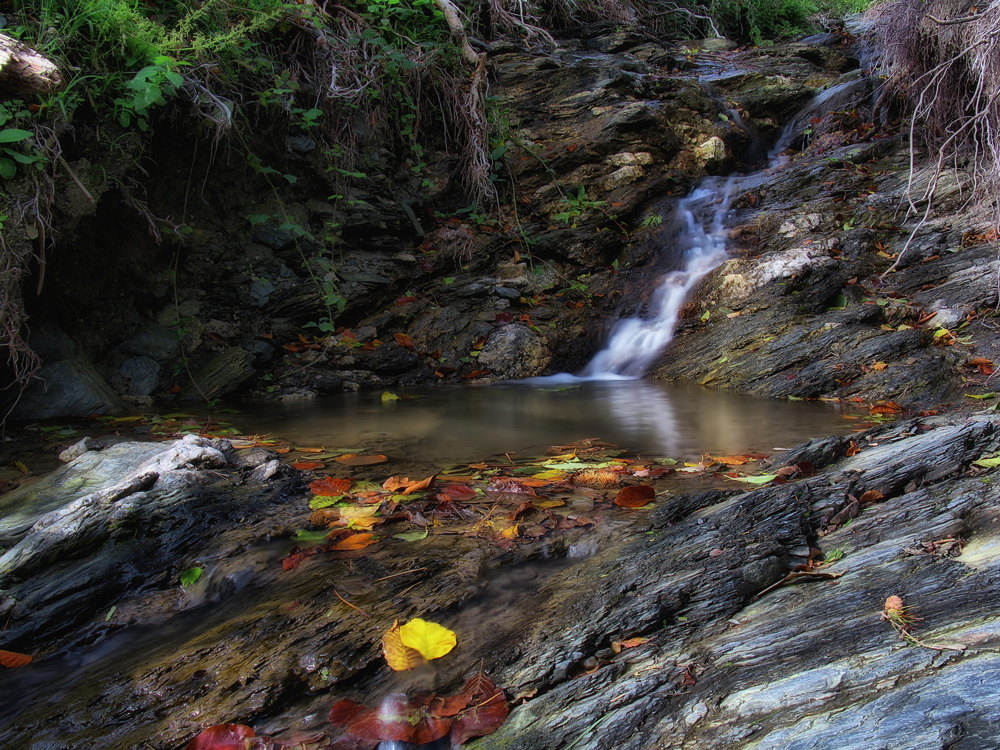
left=333, top=587, right=369, bottom=618
left=374, top=567, right=427, bottom=581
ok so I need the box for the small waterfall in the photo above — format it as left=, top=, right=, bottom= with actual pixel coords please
left=581, top=177, right=734, bottom=378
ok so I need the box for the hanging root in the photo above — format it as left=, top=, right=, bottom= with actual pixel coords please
left=871, top=1, right=1000, bottom=272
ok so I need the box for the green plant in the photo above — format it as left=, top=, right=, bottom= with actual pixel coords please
left=553, top=186, right=607, bottom=226
left=639, top=213, right=663, bottom=229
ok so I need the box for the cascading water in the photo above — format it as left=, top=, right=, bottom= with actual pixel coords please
left=567, top=81, right=853, bottom=382
left=581, top=177, right=734, bottom=378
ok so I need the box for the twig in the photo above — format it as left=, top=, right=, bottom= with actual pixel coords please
left=374, top=567, right=427, bottom=581
left=333, top=587, right=369, bottom=618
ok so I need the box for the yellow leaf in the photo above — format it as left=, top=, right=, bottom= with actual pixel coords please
left=339, top=505, right=380, bottom=520
left=383, top=620, right=423, bottom=671
left=398, top=617, right=457, bottom=661
left=501, top=523, right=520, bottom=539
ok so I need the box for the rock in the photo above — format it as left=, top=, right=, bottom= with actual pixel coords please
left=477, top=324, right=551, bottom=379
left=11, top=356, right=124, bottom=419
left=119, top=320, right=180, bottom=362
left=180, top=346, right=255, bottom=401
left=119, top=356, right=160, bottom=396
left=58, top=436, right=99, bottom=463
left=367, top=341, right=420, bottom=375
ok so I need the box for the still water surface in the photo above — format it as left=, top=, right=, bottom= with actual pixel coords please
left=235, top=380, right=855, bottom=467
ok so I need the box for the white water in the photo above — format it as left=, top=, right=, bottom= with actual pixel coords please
left=579, top=176, right=735, bottom=379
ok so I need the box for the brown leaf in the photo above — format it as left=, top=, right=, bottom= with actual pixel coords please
left=451, top=673, right=509, bottom=745
left=336, top=454, right=388, bottom=466
left=858, top=489, right=884, bottom=505
left=0, top=649, right=32, bottom=668
left=845, top=440, right=861, bottom=457
left=394, top=332, right=414, bottom=349
left=614, top=485, right=656, bottom=508
left=293, top=461, right=326, bottom=470
left=310, top=476, right=352, bottom=495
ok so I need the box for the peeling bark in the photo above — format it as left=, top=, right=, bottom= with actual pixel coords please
left=0, top=33, right=64, bottom=96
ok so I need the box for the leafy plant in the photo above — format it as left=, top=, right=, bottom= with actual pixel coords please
left=553, top=186, right=607, bottom=225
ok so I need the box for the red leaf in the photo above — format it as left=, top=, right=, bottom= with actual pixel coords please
left=293, top=461, right=326, bottom=471
left=310, top=476, right=352, bottom=495
left=451, top=674, right=509, bottom=744
left=395, top=296, right=417, bottom=306
left=441, top=484, right=477, bottom=499
left=336, top=454, right=388, bottom=467
left=341, top=694, right=453, bottom=744
left=184, top=724, right=255, bottom=750
left=613, top=485, right=656, bottom=508
left=463, top=369, right=489, bottom=379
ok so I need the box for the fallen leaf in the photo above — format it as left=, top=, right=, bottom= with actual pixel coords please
left=394, top=529, right=430, bottom=541
left=613, top=485, right=655, bottom=508
left=611, top=636, right=650, bottom=653
left=394, top=332, right=414, bottom=349
left=331, top=532, right=377, bottom=550
left=381, top=391, right=400, bottom=402
left=310, top=477, right=352, bottom=496
left=337, top=454, right=388, bottom=466
left=0, top=650, right=32, bottom=668
left=383, top=621, right=424, bottom=671
left=729, top=474, right=778, bottom=485
left=450, top=673, right=509, bottom=744
left=399, top=618, right=457, bottom=660
left=383, top=474, right=437, bottom=495
left=184, top=724, right=255, bottom=750
left=293, top=461, right=326, bottom=470
left=858, top=489, right=884, bottom=504
left=846, top=440, right=861, bottom=457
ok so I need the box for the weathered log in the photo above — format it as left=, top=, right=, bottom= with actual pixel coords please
left=0, top=32, right=64, bottom=96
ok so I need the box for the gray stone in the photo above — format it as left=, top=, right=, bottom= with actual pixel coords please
left=252, top=226, right=296, bottom=251
left=119, top=356, right=160, bottom=396
left=180, top=346, right=255, bottom=401
left=11, top=357, right=124, bottom=420
left=477, top=324, right=551, bottom=379
left=119, top=321, right=180, bottom=362
left=494, top=286, right=523, bottom=300
left=58, top=437, right=100, bottom=463
left=249, top=276, right=276, bottom=307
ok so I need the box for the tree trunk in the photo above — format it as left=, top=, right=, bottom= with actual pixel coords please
left=0, top=32, right=64, bottom=96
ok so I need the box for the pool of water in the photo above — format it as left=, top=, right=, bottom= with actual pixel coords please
left=230, top=380, right=857, bottom=469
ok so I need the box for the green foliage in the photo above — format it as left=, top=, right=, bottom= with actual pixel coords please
left=553, top=187, right=606, bottom=226
left=709, top=0, right=818, bottom=45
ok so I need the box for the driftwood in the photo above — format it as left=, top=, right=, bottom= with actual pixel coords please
left=0, top=32, right=64, bottom=96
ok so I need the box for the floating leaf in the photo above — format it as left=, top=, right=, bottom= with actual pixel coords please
left=0, top=650, right=32, bottom=668
left=399, top=617, right=457, bottom=660
left=347, top=516, right=383, bottom=530
left=381, top=391, right=400, bottom=402
left=332, top=694, right=451, bottom=744
left=394, top=529, right=430, bottom=541
left=613, top=485, right=655, bottom=508
left=383, top=474, right=437, bottom=495
left=337, top=454, right=388, bottom=466
left=293, top=461, right=326, bottom=470
left=184, top=723, right=255, bottom=750
left=339, top=505, right=381, bottom=521
left=729, top=474, right=778, bottom=485
left=180, top=567, right=203, bottom=588
left=311, top=476, right=352, bottom=495
left=383, top=621, right=424, bottom=671
left=331, top=533, right=377, bottom=551
left=451, top=673, right=509, bottom=745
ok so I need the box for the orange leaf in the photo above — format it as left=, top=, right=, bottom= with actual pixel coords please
left=293, top=461, right=325, bottom=470
left=296, top=447, right=325, bottom=454
left=846, top=440, right=861, bottom=457
left=310, top=476, right=352, bottom=495
left=336, top=454, right=388, bottom=466
left=614, top=485, right=656, bottom=508
left=395, top=332, right=414, bottom=349
left=707, top=455, right=750, bottom=465
left=0, top=650, right=32, bottom=668
left=331, top=532, right=377, bottom=550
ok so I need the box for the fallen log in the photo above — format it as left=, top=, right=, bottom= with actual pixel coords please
left=0, top=32, right=64, bottom=96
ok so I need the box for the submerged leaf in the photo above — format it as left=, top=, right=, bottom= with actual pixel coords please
left=399, top=617, right=457, bottom=660
left=331, top=532, right=377, bottom=550
left=180, top=567, right=203, bottom=588
left=337, top=454, right=389, bottom=466
left=613, top=485, right=655, bottom=508
left=293, top=461, right=326, bottom=470
left=0, top=649, right=32, bottom=668
left=184, top=723, right=255, bottom=750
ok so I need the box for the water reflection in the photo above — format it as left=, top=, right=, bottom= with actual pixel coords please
left=237, top=381, right=849, bottom=465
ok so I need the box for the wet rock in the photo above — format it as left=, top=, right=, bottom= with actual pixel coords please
left=120, top=320, right=180, bottom=362
left=367, top=341, right=420, bottom=375
left=180, top=346, right=256, bottom=401
left=120, top=355, right=160, bottom=396
left=477, top=324, right=551, bottom=379
left=58, top=436, right=99, bottom=463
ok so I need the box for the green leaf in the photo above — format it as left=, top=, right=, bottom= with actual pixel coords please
left=0, top=157, right=15, bottom=179
left=393, top=529, right=429, bottom=541
left=729, top=474, right=778, bottom=485
left=0, top=129, right=32, bottom=144
left=180, top=567, right=203, bottom=588
left=308, top=494, right=344, bottom=510
left=964, top=393, right=997, bottom=400
left=973, top=456, right=1000, bottom=469
left=105, top=605, right=117, bottom=622
left=293, top=528, right=334, bottom=543
left=6, top=150, right=37, bottom=164
left=381, top=391, right=400, bottom=402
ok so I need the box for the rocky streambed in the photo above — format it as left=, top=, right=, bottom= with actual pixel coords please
left=2, top=405, right=1000, bottom=749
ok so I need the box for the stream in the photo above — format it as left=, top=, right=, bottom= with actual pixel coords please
left=0, top=86, right=878, bottom=749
